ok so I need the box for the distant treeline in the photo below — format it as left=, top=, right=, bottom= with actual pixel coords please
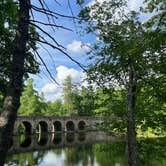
left=1, top=76, right=164, bottom=137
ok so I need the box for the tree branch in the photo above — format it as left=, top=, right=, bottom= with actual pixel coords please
left=32, top=48, right=59, bottom=85
left=29, top=22, right=65, bottom=49
left=29, top=37, right=87, bottom=72
left=31, top=4, right=79, bottom=19
left=29, top=19, right=72, bottom=31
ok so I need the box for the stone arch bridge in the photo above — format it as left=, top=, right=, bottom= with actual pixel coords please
left=13, top=116, right=104, bottom=135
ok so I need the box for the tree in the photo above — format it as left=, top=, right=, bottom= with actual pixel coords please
left=63, top=75, right=76, bottom=115
left=0, top=1, right=39, bottom=97
left=0, top=0, right=30, bottom=162
left=0, top=0, right=78, bottom=163
left=94, top=88, right=127, bottom=135
left=19, top=78, right=46, bottom=116
left=72, top=86, right=95, bottom=116
left=44, top=100, right=67, bottom=116
left=0, top=0, right=17, bottom=96
left=78, top=0, right=166, bottom=165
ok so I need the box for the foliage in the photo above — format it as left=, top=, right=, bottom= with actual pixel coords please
left=62, top=76, right=96, bottom=116
left=19, top=79, right=46, bottom=116
left=0, top=0, right=17, bottom=95
left=143, top=0, right=166, bottom=29
left=139, top=137, right=166, bottom=165
left=78, top=0, right=166, bottom=134
left=0, top=0, right=39, bottom=97
left=72, top=86, right=95, bottom=116
left=136, top=84, right=166, bottom=136
left=94, top=88, right=127, bottom=134
left=63, top=75, right=76, bottom=115
left=44, top=100, right=67, bottom=116
left=19, top=78, right=68, bottom=116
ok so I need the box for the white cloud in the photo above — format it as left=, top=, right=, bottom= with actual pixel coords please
left=56, top=65, right=84, bottom=83
left=41, top=65, right=86, bottom=101
left=41, top=83, right=61, bottom=101
left=67, top=40, right=90, bottom=53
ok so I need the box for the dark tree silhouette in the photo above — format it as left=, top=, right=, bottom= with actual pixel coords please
left=0, top=0, right=85, bottom=164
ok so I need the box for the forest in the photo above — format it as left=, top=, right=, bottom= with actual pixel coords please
left=1, top=75, right=165, bottom=138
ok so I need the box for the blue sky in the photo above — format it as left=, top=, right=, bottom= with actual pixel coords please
left=29, top=0, right=145, bottom=101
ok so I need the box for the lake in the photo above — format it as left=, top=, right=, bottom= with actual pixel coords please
left=5, top=132, right=166, bottom=166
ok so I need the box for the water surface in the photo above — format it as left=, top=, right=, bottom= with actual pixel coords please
left=5, top=132, right=166, bottom=166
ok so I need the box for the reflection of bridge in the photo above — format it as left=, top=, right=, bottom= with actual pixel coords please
left=8, top=132, right=113, bottom=155
left=13, top=116, right=104, bottom=135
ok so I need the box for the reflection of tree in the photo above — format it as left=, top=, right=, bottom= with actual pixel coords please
left=5, top=137, right=166, bottom=165
left=94, top=142, right=125, bottom=166
left=6, top=150, right=46, bottom=166
left=64, top=147, right=80, bottom=165
left=19, top=134, right=31, bottom=148
left=52, top=149, right=63, bottom=156
left=64, top=145, right=94, bottom=166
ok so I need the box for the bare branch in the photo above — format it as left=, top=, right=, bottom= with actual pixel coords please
left=39, top=0, right=58, bottom=33
left=53, top=0, right=61, bottom=6
left=38, top=43, right=57, bottom=72
left=33, top=48, right=59, bottom=85
left=31, top=5, right=57, bottom=19
left=29, top=19, right=72, bottom=31
left=41, top=0, right=65, bottom=33
left=30, top=37, right=87, bottom=72
left=30, top=8, right=35, bottom=20
left=29, top=22, right=65, bottom=49
left=31, top=4, right=79, bottom=19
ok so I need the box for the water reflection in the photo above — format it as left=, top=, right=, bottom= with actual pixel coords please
left=66, top=133, right=75, bottom=143
left=9, top=131, right=109, bottom=154
left=5, top=133, right=166, bottom=166
left=78, top=132, right=86, bottom=142
left=52, top=133, right=62, bottom=145
left=37, top=133, right=48, bottom=146
left=19, top=134, right=31, bottom=148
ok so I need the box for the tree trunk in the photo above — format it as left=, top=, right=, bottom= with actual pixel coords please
left=0, top=0, right=30, bottom=165
left=125, top=65, right=139, bottom=166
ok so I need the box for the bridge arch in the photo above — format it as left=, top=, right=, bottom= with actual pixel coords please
left=78, top=121, right=86, bottom=130
left=53, top=121, right=62, bottom=132
left=66, top=121, right=75, bottom=131
left=18, top=121, right=32, bottom=134
left=36, top=121, right=48, bottom=133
